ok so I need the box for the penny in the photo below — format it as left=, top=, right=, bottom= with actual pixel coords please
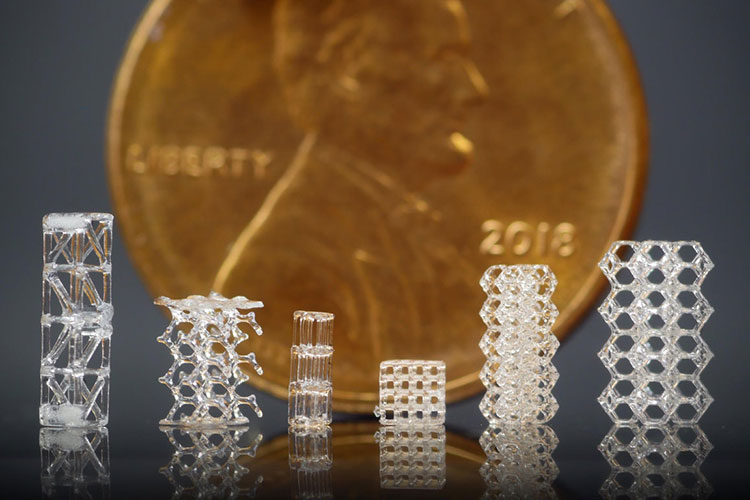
left=108, top=0, right=647, bottom=412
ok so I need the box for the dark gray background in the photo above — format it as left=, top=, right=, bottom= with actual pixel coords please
left=1, top=1, right=749, bottom=497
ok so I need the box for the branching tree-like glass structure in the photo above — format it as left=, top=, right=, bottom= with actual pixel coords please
left=156, top=292, right=264, bottom=426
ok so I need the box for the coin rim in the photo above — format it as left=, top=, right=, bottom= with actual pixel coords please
left=106, top=0, right=648, bottom=412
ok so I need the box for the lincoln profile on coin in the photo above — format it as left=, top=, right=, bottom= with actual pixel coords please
left=214, top=0, right=488, bottom=370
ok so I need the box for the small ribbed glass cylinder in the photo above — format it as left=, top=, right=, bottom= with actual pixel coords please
left=288, top=311, right=334, bottom=428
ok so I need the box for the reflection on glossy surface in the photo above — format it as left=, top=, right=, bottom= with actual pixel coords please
left=480, top=424, right=558, bottom=499
left=288, top=426, right=332, bottom=499
left=160, top=426, right=263, bottom=499
left=375, top=425, right=446, bottom=490
left=39, top=427, right=110, bottom=499
left=599, top=424, right=712, bottom=499
left=251, top=422, right=484, bottom=498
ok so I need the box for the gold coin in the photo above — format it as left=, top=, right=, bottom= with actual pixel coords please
left=108, top=0, right=647, bottom=412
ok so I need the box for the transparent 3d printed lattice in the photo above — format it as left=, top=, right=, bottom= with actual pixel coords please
left=480, top=424, right=558, bottom=500
left=599, top=424, right=712, bottom=499
left=289, top=426, right=333, bottom=499
left=375, top=426, right=446, bottom=490
left=41, top=213, right=113, bottom=427
left=156, top=292, right=264, bottom=426
left=479, top=265, right=559, bottom=424
left=374, top=360, right=445, bottom=426
left=289, top=311, right=334, bottom=428
left=40, top=427, right=110, bottom=499
left=598, top=241, right=714, bottom=426
left=160, top=426, right=263, bottom=499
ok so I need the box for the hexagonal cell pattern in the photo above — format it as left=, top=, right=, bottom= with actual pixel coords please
left=598, top=241, right=714, bottom=426
left=155, top=292, right=264, bottom=425
left=479, top=265, right=559, bottom=424
left=599, top=424, right=712, bottom=499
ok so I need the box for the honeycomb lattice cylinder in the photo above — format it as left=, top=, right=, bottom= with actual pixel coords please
left=288, top=311, right=334, bottom=428
left=41, top=213, right=113, bottom=427
left=598, top=241, right=714, bottom=427
left=479, top=265, right=559, bottom=424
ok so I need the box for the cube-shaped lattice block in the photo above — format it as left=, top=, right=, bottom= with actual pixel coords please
left=598, top=241, right=713, bottom=426
left=156, top=292, right=264, bottom=426
left=40, top=427, right=110, bottom=499
left=479, top=265, right=559, bottom=424
left=41, top=213, right=113, bottom=427
left=374, top=360, right=445, bottom=426
left=480, top=424, right=558, bottom=499
left=160, top=426, right=263, bottom=499
left=376, top=426, right=446, bottom=490
left=288, top=311, right=334, bottom=428
left=599, top=424, right=712, bottom=499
